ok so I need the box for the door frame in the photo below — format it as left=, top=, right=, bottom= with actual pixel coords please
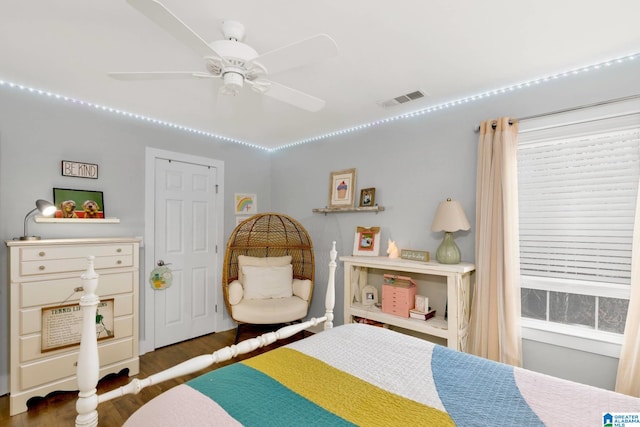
left=142, top=147, right=225, bottom=354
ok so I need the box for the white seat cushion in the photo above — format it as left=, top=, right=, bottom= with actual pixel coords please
left=231, top=296, right=308, bottom=324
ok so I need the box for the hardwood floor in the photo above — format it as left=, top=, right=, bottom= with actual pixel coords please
left=0, top=326, right=306, bottom=427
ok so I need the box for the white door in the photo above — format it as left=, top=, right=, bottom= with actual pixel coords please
left=154, top=158, right=219, bottom=348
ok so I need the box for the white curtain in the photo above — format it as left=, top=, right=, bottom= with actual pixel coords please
left=616, top=176, right=640, bottom=396
left=467, top=117, right=523, bottom=367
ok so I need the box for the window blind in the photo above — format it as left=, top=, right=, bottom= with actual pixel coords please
left=518, top=120, right=640, bottom=285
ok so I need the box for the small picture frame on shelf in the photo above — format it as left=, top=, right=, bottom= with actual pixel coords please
left=361, top=285, right=378, bottom=306
left=415, top=295, right=429, bottom=313
left=359, top=187, right=376, bottom=207
left=353, top=226, right=381, bottom=256
left=328, top=168, right=356, bottom=208
left=53, top=188, right=104, bottom=219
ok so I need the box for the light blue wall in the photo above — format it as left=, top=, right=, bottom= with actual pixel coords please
left=1, top=57, right=639, bottom=396
left=271, top=59, right=640, bottom=390
left=0, top=88, right=272, bottom=395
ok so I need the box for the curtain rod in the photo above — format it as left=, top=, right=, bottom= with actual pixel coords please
left=473, top=93, right=640, bottom=132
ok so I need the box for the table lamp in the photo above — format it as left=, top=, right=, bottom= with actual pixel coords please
left=20, top=199, right=56, bottom=240
left=431, top=198, right=470, bottom=264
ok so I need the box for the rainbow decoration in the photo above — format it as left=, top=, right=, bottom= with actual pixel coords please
left=236, top=196, right=254, bottom=213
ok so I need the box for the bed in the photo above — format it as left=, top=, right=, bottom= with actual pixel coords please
left=75, top=242, right=640, bottom=426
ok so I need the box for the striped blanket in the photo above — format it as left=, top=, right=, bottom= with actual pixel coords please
left=125, top=323, right=640, bottom=426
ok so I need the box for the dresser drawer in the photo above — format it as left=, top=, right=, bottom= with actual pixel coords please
left=20, top=244, right=133, bottom=262
left=20, top=254, right=133, bottom=276
left=20, top=292, right=134, bottom=335
left=19, top=338, right=134, bottom=390
left=383, top=306, right=409, bottom=316
left=20, top=315, right=134, bottom=362
left=19, top=272, right=135, bottom=309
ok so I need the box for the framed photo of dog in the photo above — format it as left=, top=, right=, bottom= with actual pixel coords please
left=53, top=188, right=104, bottom=219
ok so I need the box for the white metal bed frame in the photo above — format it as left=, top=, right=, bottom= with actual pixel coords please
left=75, top=241, right=337, bottom=427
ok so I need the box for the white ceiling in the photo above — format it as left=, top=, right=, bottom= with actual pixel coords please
left=2, top=1, right=640, bottom=149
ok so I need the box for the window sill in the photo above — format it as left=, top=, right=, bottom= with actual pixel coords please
left=521, top=318, right=623, bottom=359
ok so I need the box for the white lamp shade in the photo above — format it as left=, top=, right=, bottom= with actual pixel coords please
left=431, top=198, right=470, bottom=232
left=36, top=199, right=56, bottom=216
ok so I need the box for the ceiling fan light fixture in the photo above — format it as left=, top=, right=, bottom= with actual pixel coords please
left=112, top=0, right=338, bottom=110
left=221, top=71, right=243, bottom=96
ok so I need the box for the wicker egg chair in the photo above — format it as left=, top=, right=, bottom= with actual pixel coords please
left=222, top=213, right=314, bottom=340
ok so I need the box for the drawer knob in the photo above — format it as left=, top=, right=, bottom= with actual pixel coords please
left=39, top=265, right=45, bottom=271
left=39, top=251, right=45, bottom=257
left=117, top=248, right=122, bottom=253
left=117, top=260, right=122, bottom=265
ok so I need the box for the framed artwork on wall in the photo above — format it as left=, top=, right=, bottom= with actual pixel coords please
left=235, top=193, right=257, bottom=215
left=61, top=160, right=98, bottom=179
left=328, top=168, right=356, bottom=208
left=359, top=187, right=376, bottom=207
left=353, top=226, right=381, bottom=256
left=53, top=188, right=104, bottom=219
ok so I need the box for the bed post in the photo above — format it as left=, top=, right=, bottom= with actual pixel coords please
left=75, top=242, right=339, bottom=424
left=324, top=241, right=337, bottom=330
left=75, top=256, right=100, bottom=427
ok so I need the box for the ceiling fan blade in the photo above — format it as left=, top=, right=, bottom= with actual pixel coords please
left=252, top=34, right=338, bottom=75
left=109, top=71, right=215, bottom=80
left=251, top=80, right=326, bottom=112
left=126, top=0, right=220, bottom=58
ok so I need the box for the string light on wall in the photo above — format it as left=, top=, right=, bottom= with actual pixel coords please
left=0, top=52, right=636, bottom=152
left=0, top=79, right=268, bottom=151
left=275, top=52, right=637, bottom=151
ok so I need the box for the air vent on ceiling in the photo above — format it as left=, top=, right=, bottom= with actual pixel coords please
left=377, top=90, right=426, bottom=109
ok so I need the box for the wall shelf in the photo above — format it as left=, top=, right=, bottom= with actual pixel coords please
left=35, top=217, right=120, bottom=224
left=312, top=206, right=385, bottom=214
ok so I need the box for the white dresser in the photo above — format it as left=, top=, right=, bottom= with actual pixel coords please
left=5, top=237, right=140, bottom=415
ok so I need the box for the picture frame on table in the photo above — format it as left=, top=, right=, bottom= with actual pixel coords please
left=361, top=285, right=378, bottom=307
left=53, top=188, right=104, bottom=219
left=359, top=187, right=376, bottom=207
left=328, top=168, right=356, bottom=208
left=353, top=226, right=381, bottom=256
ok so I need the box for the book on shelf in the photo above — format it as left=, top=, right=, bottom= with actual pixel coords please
left=409, top=308, right=436, bottom=320
left=352, top=316, right=388, bottom=328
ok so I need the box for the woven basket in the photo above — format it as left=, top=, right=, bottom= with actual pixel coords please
left=222, top=213, right=314, bottom=321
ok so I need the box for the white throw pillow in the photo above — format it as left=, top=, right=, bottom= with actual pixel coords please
left=292, top=278, right=312, bottom=301
left=237, top=255, right=292, bottom=284
left=242, top=264, right=293, bottom=299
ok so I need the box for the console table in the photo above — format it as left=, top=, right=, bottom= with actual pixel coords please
left=341, top=256, right=475, bottom=351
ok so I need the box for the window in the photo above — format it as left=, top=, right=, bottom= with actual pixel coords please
left=517, top=101, right=640, bottom=354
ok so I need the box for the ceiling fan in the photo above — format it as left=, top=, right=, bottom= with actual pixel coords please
left=109, top=0, right=338, bottom=112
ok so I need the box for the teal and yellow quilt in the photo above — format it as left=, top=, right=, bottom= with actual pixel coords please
left=125, top=324, right=640, bottom=427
